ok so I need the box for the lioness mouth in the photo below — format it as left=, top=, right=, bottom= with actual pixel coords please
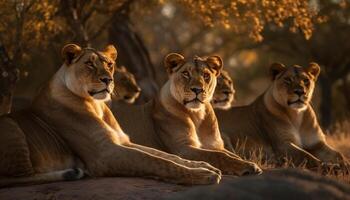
left=213, top=98, right=229, bottom=104
left=124, top=95, right=133, bottom=100
left=184, top=98, right=204, bottom=105
left=88, top=89, right=110, bottom=96
left=287, top=99, right=305, bottom=105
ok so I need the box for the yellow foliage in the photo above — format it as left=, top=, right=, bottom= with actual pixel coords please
left=176, top=0, right=318, bottom=41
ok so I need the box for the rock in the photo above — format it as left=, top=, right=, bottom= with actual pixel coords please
left=0, top=177, right=186, bottom=200
left=165, top=169, right=350, bottom=200
left=1, top=169, right=349, bottom=200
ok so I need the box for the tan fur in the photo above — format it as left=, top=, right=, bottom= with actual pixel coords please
left=217, top=63, right=347, bottom=169
left=113, top=53, right=262, bottom=176
left=211, top=70, right=235, bottom=110
left=0, top=44, right=221, bottom=187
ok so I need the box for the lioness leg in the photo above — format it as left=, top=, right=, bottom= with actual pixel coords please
left=99, top=145, right=220, bottom=185
left=0, top=168, right=84, bottom=188
left=307, top=142, right=349, bottom=171
left=277, top=143, right=321, bottom=168
left=177, top=146, right=262, bottom=176
left=125, top=143, right=221, bottom=175
left=221, top=133, right=236, bottom=153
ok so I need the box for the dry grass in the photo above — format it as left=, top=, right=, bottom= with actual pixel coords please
left=327, top=120, right=350, bottom=158
left=233, top=120, right=350, bottom=184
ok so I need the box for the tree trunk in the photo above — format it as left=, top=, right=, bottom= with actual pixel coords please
left=319, top=73, right=333, bottom=131
left=0, top=43, right=19, bottom=115
left=341, top=76, right=350, bottom=113
left=60, top=0, right=91, bottom=46
left=108, top=12, right=158, bottom=103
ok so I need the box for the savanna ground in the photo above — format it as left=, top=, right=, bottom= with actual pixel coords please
left=234, top=119, right=350, bottom=184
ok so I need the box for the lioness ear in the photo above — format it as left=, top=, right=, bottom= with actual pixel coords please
left=61, top=44, right=82, bottom=65
left=103, top=44, right=118, bottom=61
left=164, top=53, right=185, bottom=74
left=269, top=62, right=286, bottom=80
left=119, top=65, right=127, bottom=72
left=206, top=56, right=223, bottom=76
left=305, top=62, right=320, bottom=79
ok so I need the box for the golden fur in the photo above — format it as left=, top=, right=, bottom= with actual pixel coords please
left=0, top=44, right=222, bottom=187
left=211, top=70, right=235, bottom=110
left=113, top=53, right=262, bottom=176
left=217, top=63, right=347, bottom=169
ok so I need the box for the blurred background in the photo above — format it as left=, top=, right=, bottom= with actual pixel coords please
left=0, top=0, right=349, bottom=132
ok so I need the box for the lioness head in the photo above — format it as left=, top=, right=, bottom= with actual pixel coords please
left=164, top=53, right=223, bottom=111
left=113, top=66, right=141, bottom=104
left=269, top=62, right=320, bottom=111
left=211, top=70, right=235, bottom=110
left=61, top=44, right=117, bottom=101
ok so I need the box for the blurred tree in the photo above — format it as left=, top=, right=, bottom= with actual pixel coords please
left=177, top=0, right=317, bottom=42
left=57, top=0, right=129, bottom=46
left=108, top=0, right=160, bottom=102
left=0, top=0, right=60, bottom=115
left=0, top=42, right=18, bottom=115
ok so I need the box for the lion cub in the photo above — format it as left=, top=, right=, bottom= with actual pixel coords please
left=114, top=53, right=262, bottom=176
left=216, top=63, right=348, bottom=169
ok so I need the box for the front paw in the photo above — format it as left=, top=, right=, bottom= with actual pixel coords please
left=188, top=168, right=221, bottom=185
left=224, top=161, right=262, bottom=176
left=195, top=161, right=222, bottom=176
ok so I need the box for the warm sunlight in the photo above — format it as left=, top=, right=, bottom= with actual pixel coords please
left=0, top=0, right=349, bottom=200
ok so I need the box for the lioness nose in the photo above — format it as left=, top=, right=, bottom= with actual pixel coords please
left=240, top=164, right=263, bottom=176
left=223, top=90, right=232, bottom=95
left=100, top=77, right=113, bottom=85
left=191, top=87, right=203, bottom=95
left=294, top=88, right=305, bottom=96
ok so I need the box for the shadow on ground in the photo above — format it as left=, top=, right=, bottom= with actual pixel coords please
left=167, top=169, right=350, bottom=200
left=1, top=169, right=349, bottom=200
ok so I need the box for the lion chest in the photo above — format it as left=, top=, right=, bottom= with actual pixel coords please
left=287, top=128, right=302, bottom=147
left=188, top=112, right=224, bottom=150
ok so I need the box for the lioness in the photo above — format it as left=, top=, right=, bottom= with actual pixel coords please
left=211, top=70, right=235, bottom=110
left=216, top=62, right=347, bottom=168
left=0, top=44, right=221, bottom=187
left=113, top=53, right=262, bottom=176
left=112, top=65, right=141, bottom=104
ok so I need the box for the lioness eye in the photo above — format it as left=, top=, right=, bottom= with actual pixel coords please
left=85, top=61, right=94, bottom=69
left=182, top=71, right=190, bottom=78
left=107, top=62, right=113, bottom=69
left=284, top=78, right=292, bottom=84
left=203, top=72, right=210, bottom=80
